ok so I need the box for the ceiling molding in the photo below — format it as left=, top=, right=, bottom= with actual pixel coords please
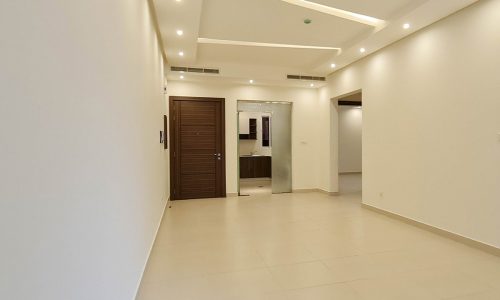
left=159, top=0, right=479, bottom=87
left=198, top=38, right=341, bottom=51
left=147, top=0, right=168, bottom=65
left=280, top=0, right=386, bottom=28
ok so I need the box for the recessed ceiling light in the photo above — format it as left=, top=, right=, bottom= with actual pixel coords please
left=178, top=51, right=184, bottom=56
left=176, top=30, right=184, bottom=36
left=249, top=80, right=254, bottom=84
left=180, top=75, right=184, bottom=79
left=310, top=83, right=315, bottom=87
left=175, top=0, right=181, bottom=2
left=403, top=23, right=411, bottom=29
left=360, top=48, right=366, bottom=53
left=331, top=63, right=336, bottom=68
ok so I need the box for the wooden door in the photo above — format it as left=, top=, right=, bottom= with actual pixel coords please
left=170, top=96, right=226, bottom=200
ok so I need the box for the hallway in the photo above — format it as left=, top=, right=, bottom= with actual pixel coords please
left=137, top=192, right=500, bottom=300
left=3, top=1, right=500, bottom=299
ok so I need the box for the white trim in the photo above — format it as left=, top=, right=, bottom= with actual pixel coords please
left=292, top=188, right=340, bottom=196
left=363, top=203, right=500, bottom=257
left=280, top=0, right=386, bottom=28
left=198, top=38, right=341, bottom=51
left=134, top=197, right=169, bottom=298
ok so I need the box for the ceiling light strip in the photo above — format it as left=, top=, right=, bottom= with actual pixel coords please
left=198, top=38, right=340, bottom=51
left=280, top=0, right=385, bottom=27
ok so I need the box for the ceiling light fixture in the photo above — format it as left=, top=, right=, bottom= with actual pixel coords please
left=178, top=51, right=184, bottom=56
left=280, top=0, right=386, bottom=28
left=176, top=30, right=184, bottom=36
left=403, top=23, right=411, bottom=30
left=310, top=83, right=315, bottom=87
left=360, top=48, right=366, bottom=53
left=180, top=75, right=184, bottom=79
left=331, top=63, right=336, bottom=68
left=249, top=80, right=254, bottom=84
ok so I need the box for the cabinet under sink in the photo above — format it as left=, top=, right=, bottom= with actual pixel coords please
left=240, top=156, right=272, bottom=178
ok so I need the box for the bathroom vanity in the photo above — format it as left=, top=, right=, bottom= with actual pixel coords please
left=239, top=155, right=272, bottom=178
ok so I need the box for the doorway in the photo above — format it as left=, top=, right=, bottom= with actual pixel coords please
left=169, top=96, right=226, bottom=200
left=337, top=92, right=362, bottom=194
left=238, top=111, right=273, bottom=195
left=237, top=101, right=292, bottom=196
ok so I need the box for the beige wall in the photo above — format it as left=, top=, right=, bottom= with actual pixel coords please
left=167, top=81, right=320, bottom=193
left=319, top=0, right=500, bottom=248
left=339, top=106, right=363, bottom=173
left=0, top=1, right=168, bottom=299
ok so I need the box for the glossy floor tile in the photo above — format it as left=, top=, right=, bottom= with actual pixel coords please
left=239, top=178, right=272, bottom=196
left=339, top=173, right=362, bottom=194
left=136, top=190, right=500, bottom=300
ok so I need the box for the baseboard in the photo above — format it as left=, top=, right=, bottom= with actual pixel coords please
left=227, top=193, right=238, bottom=197
left=318, top=189, right=341, bottom=196
left=362, top=203, right=500, bottom=257
left=239, top=178, right=272, bottom=181
left=339, top=172, right=362, bottom=175
left=292, top=188, right=317, bottom=193
left=292, top=189, right=340, bottom=196
left=134, top=196, right=169, bottom=298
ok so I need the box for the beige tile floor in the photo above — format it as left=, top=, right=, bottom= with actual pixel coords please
left=339, top=173, right=362, bottom=194
left=239, top=178, right=272, bottom=196
left=137, top=189, right=500, bottom=300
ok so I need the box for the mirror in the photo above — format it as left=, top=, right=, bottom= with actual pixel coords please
left=262, top=116, right=270, bottom=147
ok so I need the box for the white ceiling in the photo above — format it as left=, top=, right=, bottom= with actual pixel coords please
left=308, top=0, right=423, bottom=19
left=198, top=0, right=368, bottom=47
left=154, top=0, right=478, bottom=88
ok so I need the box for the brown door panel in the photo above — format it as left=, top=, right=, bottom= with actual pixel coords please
left=180, top=154, right=216, bottom=175
left=180, top=127, right=216, bottom=150
left=179, top=174, right=217, bottom=199
left=170, top=97, right=226, bottom=200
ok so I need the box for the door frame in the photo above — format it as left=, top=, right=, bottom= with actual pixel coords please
left=330, top=89, right=362, bottom=194
left=169, top=96, right=226, bottom=200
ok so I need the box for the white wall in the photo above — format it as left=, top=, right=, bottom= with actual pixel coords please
left=0, top=1, right=168, bottom=299
left=319, top=0, right=500, bottom=248
left=239, top=112, right=272, bottom=156
left=338, top=106, right=362, bottom=173
left=167, top=81, right=320, bottom=193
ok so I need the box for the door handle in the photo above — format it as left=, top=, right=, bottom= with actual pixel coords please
left=214, top=153, right=222, bottom=160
